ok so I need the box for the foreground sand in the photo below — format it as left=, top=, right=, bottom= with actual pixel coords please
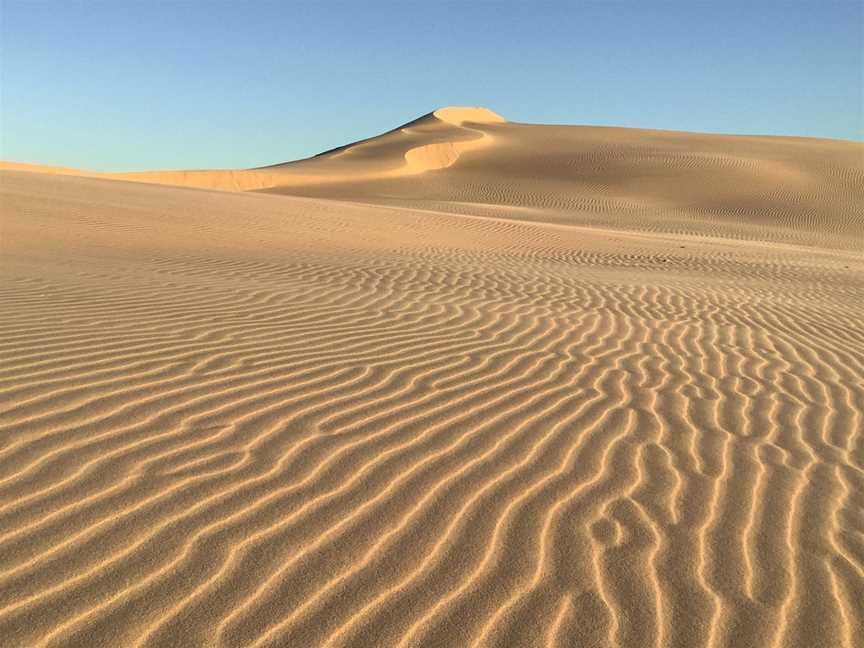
left=1, top=108, right=863, bottom=647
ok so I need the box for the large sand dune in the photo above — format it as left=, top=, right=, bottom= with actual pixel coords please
left=1, top=108, right=863, bottom=647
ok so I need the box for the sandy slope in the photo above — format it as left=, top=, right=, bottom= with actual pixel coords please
left=0, top=108, right=505, bottom=192
left=1, top=108, right=863, bottom=648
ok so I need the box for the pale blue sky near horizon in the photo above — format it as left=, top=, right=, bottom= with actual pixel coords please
left=1, top=0, right=861, bottom=171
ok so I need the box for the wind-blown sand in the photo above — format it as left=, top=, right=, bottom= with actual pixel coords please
left=1, top=107, right=863, bottom=648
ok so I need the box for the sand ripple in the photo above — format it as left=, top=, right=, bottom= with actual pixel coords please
left=1, top=123, right=863, bottom=647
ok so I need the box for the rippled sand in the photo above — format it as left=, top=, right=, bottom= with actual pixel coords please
left=1, top=108, right=862, bottom=647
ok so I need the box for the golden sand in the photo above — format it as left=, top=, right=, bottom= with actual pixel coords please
left=1, top=108, right=862, bottom=647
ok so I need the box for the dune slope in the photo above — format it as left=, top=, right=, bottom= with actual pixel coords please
left=0, top=107, right=505, bottom=192
left=1, top=109, right=863, bottom=648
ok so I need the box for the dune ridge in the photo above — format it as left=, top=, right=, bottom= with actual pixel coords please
left=1, top=108, right=863, bottom=647
left=0, top=106, right=506, bottom=192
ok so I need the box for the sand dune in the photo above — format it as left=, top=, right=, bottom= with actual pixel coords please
left=1, top=108, right=863, bottom=647
left=0, top=107, right=505, bottom=192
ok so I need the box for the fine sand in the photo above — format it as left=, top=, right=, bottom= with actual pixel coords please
left=1, top=107, right=863, bottom=648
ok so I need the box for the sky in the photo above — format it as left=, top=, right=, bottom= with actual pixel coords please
left=1, top=0, right=862, bottom=171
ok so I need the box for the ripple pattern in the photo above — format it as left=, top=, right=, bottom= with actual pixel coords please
left=1, top=170, right=863, bottom=648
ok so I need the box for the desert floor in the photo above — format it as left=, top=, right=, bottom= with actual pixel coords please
left=1, top=108, right=863, bottom=647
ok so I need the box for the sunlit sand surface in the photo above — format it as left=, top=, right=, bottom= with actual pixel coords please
left=1, top=108, right=863, bottom=647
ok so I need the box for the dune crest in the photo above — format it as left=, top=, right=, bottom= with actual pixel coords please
left=432, top=106, right=507, bottom=125
left=0, top=106, right=507, bottom=190
left=401, top=107, right=503, bottom=173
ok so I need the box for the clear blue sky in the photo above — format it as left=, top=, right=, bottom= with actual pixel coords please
left=1, top=1, right=861, bottom=171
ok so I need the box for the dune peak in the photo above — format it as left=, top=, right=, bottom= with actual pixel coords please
left=432, top=106, right=507, bottom=126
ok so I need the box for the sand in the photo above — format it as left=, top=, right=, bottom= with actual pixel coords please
left=1, top=107, right=862, bottom=648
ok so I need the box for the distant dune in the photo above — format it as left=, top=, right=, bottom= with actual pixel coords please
left=1, top=108, right=863, bottom=647
left=0, top=107, right=508, bottom=191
